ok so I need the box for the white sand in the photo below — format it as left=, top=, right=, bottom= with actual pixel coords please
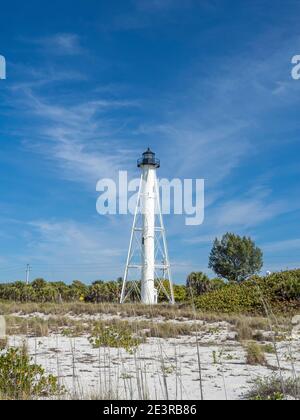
left=7, top=317, right=300, bottom=400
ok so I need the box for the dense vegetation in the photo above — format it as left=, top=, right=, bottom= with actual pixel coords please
left=0, top=278, right=186, bottom=304
left=0, top=233, right=298, bottom=314
left=195, top=270, right=300, bottom=314
left=0, top=270, right=299, bottom=315
left=0, top=279, right=122, bottom=304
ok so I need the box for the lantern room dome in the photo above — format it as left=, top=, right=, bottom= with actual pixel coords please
left=137, top=148, right=160, bottom=168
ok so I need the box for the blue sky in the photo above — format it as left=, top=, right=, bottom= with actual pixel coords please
left=0, top=0, right=300, bottom=284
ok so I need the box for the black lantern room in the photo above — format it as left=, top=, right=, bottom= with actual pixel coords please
left=137, top=148, right=160, bottom=168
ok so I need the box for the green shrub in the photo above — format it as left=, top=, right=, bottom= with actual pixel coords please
left=89, top=324, right=142, bottom=354
left=173, top=285, right=187, bottom=303
left=259, top=270, right=300, bottom=301
left=194, top=270, right=300, bottom=314
left=210, top=278, right=226, bottom=291
left=244, top=375, right=300, bottom=400
left=195, top=282, right=261, bottom=314
left=261, top=344, right=276, bottom=354
left=0, top=346, right=63, bottom=400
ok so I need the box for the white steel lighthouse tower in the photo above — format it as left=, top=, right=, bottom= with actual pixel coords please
left=120, top=148, right=175, bottom=305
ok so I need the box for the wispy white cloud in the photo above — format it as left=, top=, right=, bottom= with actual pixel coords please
left=9, top=80, right=140, bottom=186
left=2, top=16, right=300, bottom=282
left=23, top=219, right=127, bottom=281
left=215, top=197, right=285, bottom=228
left=31, top=33, right=84, bottom=56
left=211, top=181, right=300, bottom=230
left=28, top=220, right=123, bottom=258
left=183, top=234, right=221, bottom=245
left=9, top=65, right=87, bottom=91
left=135, top=29, right=300, bottom=233
left=263, top=238, right=300, bottom=253
left=180, top=183, right=299, bottom=249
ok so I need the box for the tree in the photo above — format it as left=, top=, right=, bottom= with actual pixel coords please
left=208, top=233, right=263, bottom=283
left=32, top=278, right=47, bottom=290
left=186, top=272, right=211, bottom=297
left=70, top=280, right=88, bottom=301
left=86, top=283, right=103, bottom=303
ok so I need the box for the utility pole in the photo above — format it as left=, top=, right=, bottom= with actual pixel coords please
left=26, top=264, right=31, bottom=285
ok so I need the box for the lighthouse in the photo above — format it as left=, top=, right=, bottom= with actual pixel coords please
left=120, top=148, right=175, bottom=305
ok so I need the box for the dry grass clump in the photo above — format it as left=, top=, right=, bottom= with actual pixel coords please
left=230, top=315, right=291, bottom=344
left=92, top=319, right=201, bottom=340
left=6, top=316, right=49, bottom=337
left=3, top=301, right=291, bottom=344
left=5, top=315, right=201, bottom=340
left=246, top=342, right=267, bottom=366
left=0, top=337, right=8, bottom=350
left=144, top=322, right=200, bottom=338
left=0, top=301, right=198, bottom=319
left=1, top=301, right=292, bottom=350
left=235, top=318, right=253, bottom=341
left=6, top=316, right=89, bottom=337
left=1, top=300, right=283, bottom=325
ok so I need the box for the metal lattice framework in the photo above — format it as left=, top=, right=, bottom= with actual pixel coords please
left=120, top=173, right=175, bottom=304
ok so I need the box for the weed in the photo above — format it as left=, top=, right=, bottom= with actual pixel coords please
left=236, top=319, right=253, bottom=341
left=261, top=344, right=276, bottom=354
left=0, top=337, right=8, bottom=350
left=244, top=375, right=300, bottom=400
left=0, top=346, right=64, bottom=399
left=89, top=324, right=142, bottom=354
left=246, top=342, right=267, bottom=365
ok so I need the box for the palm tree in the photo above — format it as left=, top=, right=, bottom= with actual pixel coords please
left=186, top=272, right=211, bottom=297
